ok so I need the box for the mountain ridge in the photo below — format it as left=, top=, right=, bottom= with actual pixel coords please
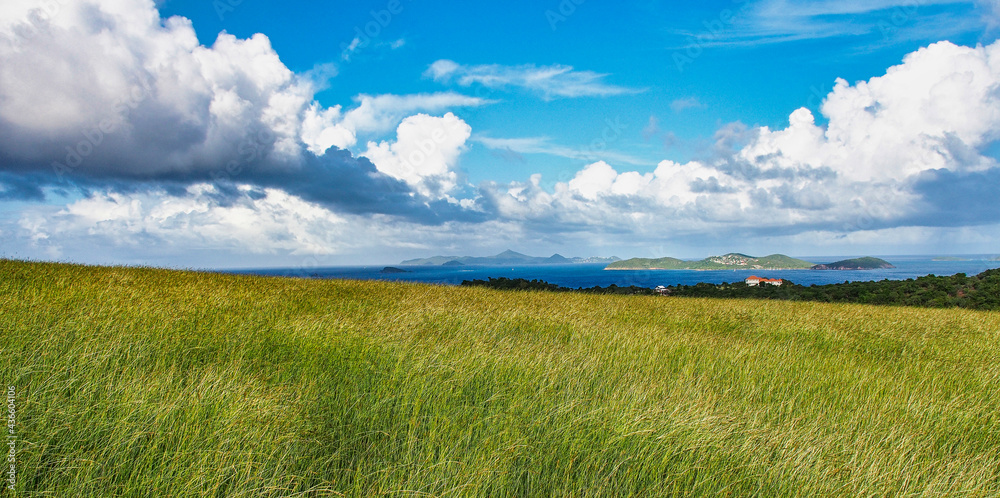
left=401, top=250, right=621, bottom=266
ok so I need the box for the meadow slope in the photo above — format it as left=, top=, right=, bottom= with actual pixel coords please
left=2, top=260, right=1000, bottom=496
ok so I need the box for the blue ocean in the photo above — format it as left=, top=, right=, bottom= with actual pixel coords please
left=228, top=255, right=1000, bottom=289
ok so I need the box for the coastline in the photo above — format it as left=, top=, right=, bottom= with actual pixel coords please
left=604, top=267, right=815, bottom=271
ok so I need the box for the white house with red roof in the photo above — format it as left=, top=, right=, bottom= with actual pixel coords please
left=746, top=276, right=783, bottom=287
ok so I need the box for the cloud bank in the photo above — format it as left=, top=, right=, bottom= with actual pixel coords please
left=482, top=40, right=1000, bottom=241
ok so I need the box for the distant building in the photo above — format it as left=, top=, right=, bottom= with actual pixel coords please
left=746, top=276, right=783, bottom=287
left=655, top=285, right=669, bottom=295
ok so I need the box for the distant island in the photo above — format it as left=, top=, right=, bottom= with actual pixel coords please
left=380, top=267, right=410, bottom=274
left=606, top=253, right=815, bottom=271
left=932, top=256, right=1000, bottom=262
left=606, top=253, right=897, bottom=271
left=933, top=256, right=1000, bottom=262
left=401, top=250, right=621, bottom=266
left=811, top=257, right=895, bottom=270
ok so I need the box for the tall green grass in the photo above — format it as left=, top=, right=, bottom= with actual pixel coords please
left=2, top=259, right=999, bottom=496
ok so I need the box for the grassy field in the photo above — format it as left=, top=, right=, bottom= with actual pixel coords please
left=2, top=259, right=1000, bottom=496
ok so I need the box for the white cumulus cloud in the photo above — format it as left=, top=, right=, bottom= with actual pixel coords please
left=363, top=113, right=472, bottom=198
left=0, top=0, right=318, bottom=174
left=19, top=184, right=348, bottom=257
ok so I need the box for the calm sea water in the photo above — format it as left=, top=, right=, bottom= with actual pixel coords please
left=227, top=255, right=1000, bottom=289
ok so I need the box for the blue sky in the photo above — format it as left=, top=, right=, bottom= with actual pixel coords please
left=1, top=0, right=1000, bottom=267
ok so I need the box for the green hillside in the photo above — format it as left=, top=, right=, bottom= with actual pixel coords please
left=752, top=253, right=817, bottom=269
left=3, top=259, right=1000, bottom=495
left=604, top=256, right=689, bottom=269
left=607, top=253, right=815, bottom=270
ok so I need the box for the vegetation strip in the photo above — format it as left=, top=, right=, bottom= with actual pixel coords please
left=462, top=269, right=1000, bottom=311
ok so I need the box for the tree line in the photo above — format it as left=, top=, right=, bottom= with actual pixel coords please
left=461, top=269, right=1000, bottom=311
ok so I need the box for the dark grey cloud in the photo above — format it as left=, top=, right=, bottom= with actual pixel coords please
left=910, top=168, right=1000, bottom=226
left=0, top=173, right=45, bottom=200
left=248, top=149, right=489, bottom=224
left=0, top=143, right=490, bottom=226
left=690, top=176, right=738, bottom=194
left=773, top=184, right=834, bottom=211
left=714, top=153, right=838, bottom=183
